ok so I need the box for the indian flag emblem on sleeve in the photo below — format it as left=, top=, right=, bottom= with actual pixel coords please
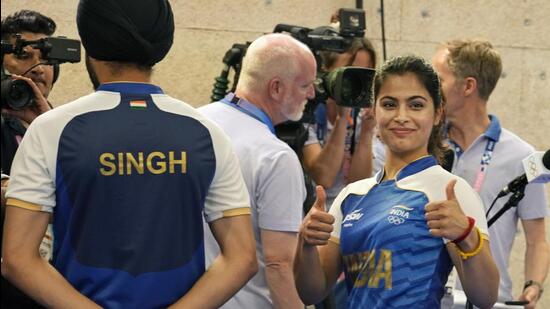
left=130, top=100, right=147, bottom=109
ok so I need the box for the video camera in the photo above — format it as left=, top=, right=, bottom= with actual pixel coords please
left=210, top=8, right=376, bottom=211
left=211, top=8, right=374, bottom=109
left=210, top=8, right=376, bottom=163
left=1, top=34, right=81, bottom=110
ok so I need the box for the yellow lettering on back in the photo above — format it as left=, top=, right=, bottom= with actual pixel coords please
left=126, top=152, right=144, bottom=175
left=169, top=151, right=186, bottom=173
left=147, top=151, right=166, bottom=174
left=99, top=153, right=116, bottom=176
left=100, top=150, right=187, bottom=176
left=117, top=152, right=124, bottom=176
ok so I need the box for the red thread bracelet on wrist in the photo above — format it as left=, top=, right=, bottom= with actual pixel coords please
left=452, top=216, right=475, bottom=244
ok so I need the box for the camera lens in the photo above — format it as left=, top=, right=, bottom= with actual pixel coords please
left=1, top=78, right=34, bottom=110
left=341, top=74, right=361, bottom=100
left=344, top=70, right=371, bottom=107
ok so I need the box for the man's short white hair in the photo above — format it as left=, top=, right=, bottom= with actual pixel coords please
left=238, top=33, right=311, bottom=92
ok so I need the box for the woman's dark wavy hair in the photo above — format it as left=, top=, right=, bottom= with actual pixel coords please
left=1, top=10, right=56, bottom=40
left=373, top=55, right=447, bottom=164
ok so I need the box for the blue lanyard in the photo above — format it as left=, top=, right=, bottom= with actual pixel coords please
left=220, top=93, right=275, bottom=134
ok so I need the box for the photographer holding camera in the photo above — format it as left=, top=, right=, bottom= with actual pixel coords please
left=1, top=10, right=55, bottom=177
left=209, top=10, right=381, bottom=216
left=1, top=9, right=57, bottom=309
left=302, top=32, right=384, bottom=209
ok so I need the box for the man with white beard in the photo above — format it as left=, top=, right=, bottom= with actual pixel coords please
left=200, top=33, right=317, bottom=309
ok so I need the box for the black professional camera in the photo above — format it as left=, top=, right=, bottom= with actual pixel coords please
left=274, top=8, right=374, bottom=109
left=210, top=8, right=375, bottom=211
left=1, top=34, right=81, bottom=110
left=210, top=8, right=376, bottom=153
left=273, top=8, right=365, bottom=53
left=316, top=66, right=375, bottom=108
left=211, top=8, right=374, bottom=109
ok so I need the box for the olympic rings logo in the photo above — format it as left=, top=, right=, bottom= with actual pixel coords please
left=528, top=157, right=538, bottom=176
left=387, top=215, right=405, bottom=225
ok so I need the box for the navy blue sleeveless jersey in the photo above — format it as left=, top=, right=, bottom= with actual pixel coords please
left=6, top=83, right=250, bottom=308
left=328, top=156, right=488, bottom=308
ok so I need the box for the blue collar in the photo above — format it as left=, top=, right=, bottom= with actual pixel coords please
left=445, top=114, right=502, bottom=142
left=484, top=114, right=501, bottom=142
left=220, top=93, right=275, bottom=134
left=376, top=156, right=438, bottom=183
left=97, top=82, right=164, bottom=95
left=445, top=114, right=502, bottom=156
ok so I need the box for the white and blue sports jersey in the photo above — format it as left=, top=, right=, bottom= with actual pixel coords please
left=328, top=156, right=488, bottom=309
left=6, top=83, right=250, bottom=308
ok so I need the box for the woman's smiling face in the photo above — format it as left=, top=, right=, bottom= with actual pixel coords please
left=375, top=72, right=442, bottom=160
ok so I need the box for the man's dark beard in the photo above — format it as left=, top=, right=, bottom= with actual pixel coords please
left=85, top=55, right=101, bottom=90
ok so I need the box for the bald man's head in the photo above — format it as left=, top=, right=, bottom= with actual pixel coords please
left=238, top=33, right=315, bottom=92
left=234, top=33, right=317, bottom=124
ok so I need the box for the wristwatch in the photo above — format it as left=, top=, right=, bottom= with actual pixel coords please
left=523, top=280, right=544, bottom=300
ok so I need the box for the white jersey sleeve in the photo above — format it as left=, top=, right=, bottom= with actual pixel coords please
left=197, top=120, right=250, bottom=223
left=6, top=115, right=57, bottom=212
left=328, top=176, right=378, bottom=244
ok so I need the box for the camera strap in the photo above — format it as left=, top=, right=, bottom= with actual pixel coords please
left=221, top=93, right=275, bottom=134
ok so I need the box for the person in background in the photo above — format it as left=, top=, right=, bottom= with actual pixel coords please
left=1, top=9, right=55, bottom=202
left=302, top=31, right=384, bottom=210
left=200, top=33, right=317, bottom=309
left=433, top=39, right=549, bottom=308
left=1, top=9, right=57, bottom=309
